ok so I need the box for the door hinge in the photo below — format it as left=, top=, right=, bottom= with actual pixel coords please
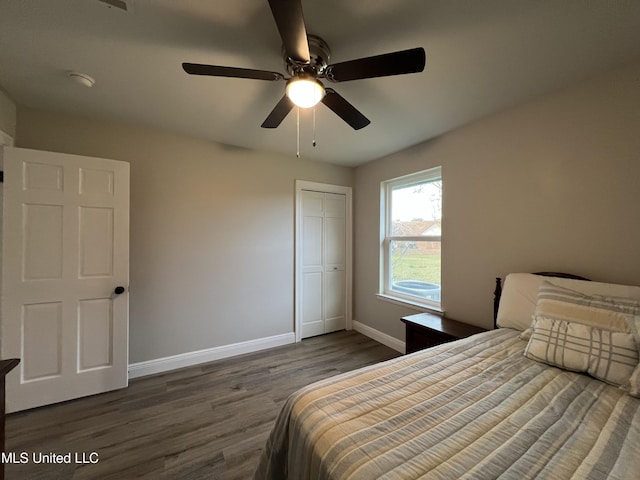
left=0, top=171, right=3, bottom=183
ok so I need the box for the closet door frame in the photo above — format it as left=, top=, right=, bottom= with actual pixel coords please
left=295, top=180, right=352, bottom=342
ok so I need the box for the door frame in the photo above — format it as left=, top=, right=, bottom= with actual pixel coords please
left=295, top=180, right=353, bottom=342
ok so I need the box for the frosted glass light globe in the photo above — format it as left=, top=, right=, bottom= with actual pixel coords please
left=286, top=77, right=325, bottom=108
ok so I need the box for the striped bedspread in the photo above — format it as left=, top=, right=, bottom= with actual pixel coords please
left=254, top=328, right=640, bottom=479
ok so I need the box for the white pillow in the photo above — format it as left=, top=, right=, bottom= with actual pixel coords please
left=496, top=273, right=640, bottom=331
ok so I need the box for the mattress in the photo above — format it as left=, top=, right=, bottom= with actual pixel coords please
left=254, top=328, right=640, bottom=479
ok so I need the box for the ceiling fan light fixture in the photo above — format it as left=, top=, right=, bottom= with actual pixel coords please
left=286, top=76, right=325, bottom=108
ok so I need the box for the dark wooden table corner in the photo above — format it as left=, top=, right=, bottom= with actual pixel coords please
left=401, top=313, right=486, bottom=354
left=1, top=359, right=20, bottom=480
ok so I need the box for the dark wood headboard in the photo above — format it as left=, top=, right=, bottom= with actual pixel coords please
left=493, top=272, right=591, bottom=328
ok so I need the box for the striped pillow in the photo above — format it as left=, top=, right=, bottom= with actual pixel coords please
left=534, top=281, right=640, bottom=396
left=535, top=280, right=640, bottom=332
left=525, top=315, right=639, bottom=387
left=625, top=316, right=640, bottom=397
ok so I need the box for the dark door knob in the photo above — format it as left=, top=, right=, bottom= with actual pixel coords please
left=114, top=286, right=126, bottom=295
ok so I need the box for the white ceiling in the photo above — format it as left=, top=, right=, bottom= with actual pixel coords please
left=2, top=0, right=640, bottom=167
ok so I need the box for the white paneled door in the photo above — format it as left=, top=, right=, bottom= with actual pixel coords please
left=299, top=190, right=347, bottom=339
left=1, top=147, right=129, bottom=413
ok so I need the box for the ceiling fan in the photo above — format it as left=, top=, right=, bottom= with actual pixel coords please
left=182, top=0, right=426, bottom=130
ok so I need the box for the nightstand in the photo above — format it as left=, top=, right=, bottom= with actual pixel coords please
left=401, top=313, right=487, bottom=354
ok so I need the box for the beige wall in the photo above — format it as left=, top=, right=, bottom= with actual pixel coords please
left=0, top=88, right=17, bottom=139
left=354, top=60, right=640, bottom=338
left=12, top=59, right=640, bottom=358
left=15, top=108, right=353, bottom=363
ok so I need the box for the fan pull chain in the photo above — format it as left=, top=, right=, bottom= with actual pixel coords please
left=312, top=107, right=317, bottom=147
left=296, top=106, right=300, bottom=158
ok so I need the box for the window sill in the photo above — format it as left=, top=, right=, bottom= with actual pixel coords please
left=376, top=293, right=444, bottom=315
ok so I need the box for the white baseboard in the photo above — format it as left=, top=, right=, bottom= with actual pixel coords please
left=352, top=320, right=405, bottom=354
left=128, top=332, right=296, bottom=379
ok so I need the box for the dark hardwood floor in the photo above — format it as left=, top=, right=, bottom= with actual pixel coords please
left=5, top=330, right=399, bottom=480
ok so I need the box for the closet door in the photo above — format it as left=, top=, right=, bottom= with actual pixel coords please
left=300, top=191, right=346, bottom=339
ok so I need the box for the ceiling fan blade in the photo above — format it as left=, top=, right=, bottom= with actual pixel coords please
left=267, top=0, right=310, bottom=64
left=261, top=95, right=295, bottom=128
left=321, top=89, right=370, bottom=130
left=325, top=47, right=426, bottom=82
left=182, top=63, right=284, bottom=81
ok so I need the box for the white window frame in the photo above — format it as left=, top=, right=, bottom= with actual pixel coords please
left=378, top=166, right=442, bottom=312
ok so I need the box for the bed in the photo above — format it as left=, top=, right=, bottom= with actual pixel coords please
left=254, top=273, right=640, bottom=479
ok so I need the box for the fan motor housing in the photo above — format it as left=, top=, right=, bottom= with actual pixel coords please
left=284, top=34, right=331, bottom=76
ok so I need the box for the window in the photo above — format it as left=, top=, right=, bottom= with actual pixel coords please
left=380, top=167, right=442, bottom=309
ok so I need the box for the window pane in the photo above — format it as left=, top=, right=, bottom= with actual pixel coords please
left=390, top=240, right=441, bottom=302
left=391, top=180, right=442, bottom=236
left=381, top=166, right=442, bottom=308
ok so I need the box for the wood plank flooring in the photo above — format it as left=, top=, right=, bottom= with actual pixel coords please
left=5, top=330, right=399, bottom=480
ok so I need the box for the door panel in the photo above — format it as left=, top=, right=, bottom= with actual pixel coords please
left=325, top=217, right=345, bottom=267
left=301, top=272, right=324, bottom=338
left=302, top=216, right=323, bottom=268
left=23, top=204, right=64, bottom=279
left=78, top=298, right=114, bottom=370
left=79, top=206, right=114, bottom=277
left=323, top=194, right=345, bottom=334
left=22, top=302, right=63, bottom=380
left=301, top=191, right=325, bottom=339
left=299, top=190, right=347, bottom=338
left=23, top=161, right=63, bottom=191
left=324, top=270, right=345, bottom=319
left=324, top=195, right=344, bottom=216
left=1, top=146, right=129, bottom=412
left=79, top=167, right=114, bottom=195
